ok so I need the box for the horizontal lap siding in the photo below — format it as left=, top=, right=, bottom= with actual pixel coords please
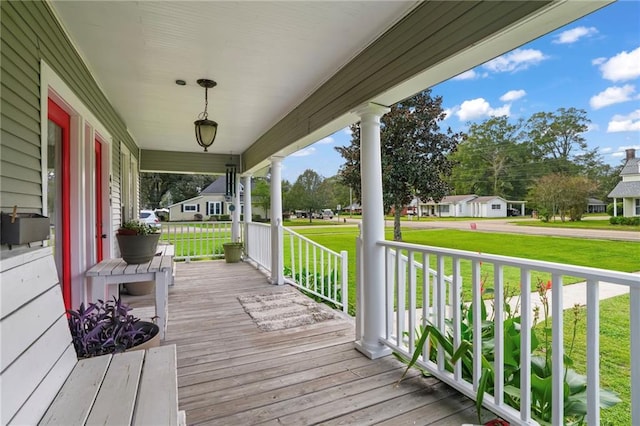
left=0, top=1, right=136, bottom=220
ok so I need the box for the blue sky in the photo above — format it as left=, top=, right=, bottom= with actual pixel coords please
left=281, top=1, right=640, bottom=183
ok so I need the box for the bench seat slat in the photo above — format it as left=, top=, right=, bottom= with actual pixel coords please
left=2, top=316, right=73, bottom=424
left=86, top=350, right=145, bottom=425
left=10, top=345, right=77, bottom=426
left=133, top=346, right=179, bottom=426
left=39, top=354, right=112, bottom=425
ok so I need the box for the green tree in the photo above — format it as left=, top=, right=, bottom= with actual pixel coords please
left=525, top=107, right=594, bottom=174
left=288, top=169, right=327, bottom=222
left=336, top=89, right=461, bottom=240
left=140, top=173, right=215, bottom=208
left=251, top=178, right=270, bottom=219
left=449, top=116, right=528, bottom=199
left=528, top=173, right=596, bottom=222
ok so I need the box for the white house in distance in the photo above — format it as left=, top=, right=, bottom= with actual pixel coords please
left=608, top=148, right=640, bottom=217
left=419, top=195, right=525, bottom=218
left=169, top=176, right=265, bottom=221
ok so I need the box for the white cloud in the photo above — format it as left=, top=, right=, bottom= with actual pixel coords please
left=291, top=146, right=316, bottom=157
left=592, top=57, right=606, bottom=66
left=553, top=26, right=598, bottom=44
left=455, top=98, right=511, bottom=121
left=590, top=85, right=636, bottom=109
left=317, top=136, right=335, bottom=145
left=612, top=145, right=640, bottom=157
left=452, top=70, right=477, bottom=80
left=598, top=47, right=640, bottom=82
left=586, top=123, right=600, bottom=132
left=601, top=146, right=612, bottom=153
left=342, top=127, right=353, bottom=136
left=442, top=108, right=454, bottom=120
left=500, top=89, right=526, bottom=102
left=483, top=48, right=547, bottom=73
left=607, top=110, right=640, bottom=132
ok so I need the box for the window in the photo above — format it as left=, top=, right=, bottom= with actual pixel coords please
left=439, top=205, right=449, bottom=213
left=208, top=201, right=222, bottom=215
left=184, top=204, right=198, bottom=212
left=491, top=204, right=502, bottom=210
left=635, top=199, right=640, bottom=216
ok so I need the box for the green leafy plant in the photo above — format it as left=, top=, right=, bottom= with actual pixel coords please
left=117, top=220, right=159, bottom=235
left=283, top=266, right=343, bottom=311
left=395, top=278, right=621, bottom=425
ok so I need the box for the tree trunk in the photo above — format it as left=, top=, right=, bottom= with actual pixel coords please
left=394, top=207, right=402, bottom=241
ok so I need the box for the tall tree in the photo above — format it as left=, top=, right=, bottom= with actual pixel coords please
left=288, top=169, right=327, bottom=222
left=336, top=89, right=462, bottom=240
left=525, top=107, right=593, bottom=174
left=449, top=116, right=528, bottom=198
left=528, top=173, right=595, bottom=222
left=251, top=178, right=270, bottom=220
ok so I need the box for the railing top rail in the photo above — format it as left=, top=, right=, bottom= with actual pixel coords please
left=283, top=226, right=342, bottom=257
left=379, top=239, right=640, bottom=287
left=387, top=248, right=453, bottom=284
left=246, top=222, right=270, bottom=229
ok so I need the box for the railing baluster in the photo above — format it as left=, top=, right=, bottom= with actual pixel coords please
left=436, top=255, right=445, bottom=371
left=586, top=278, right=600, bottom=426
left=385, top=247, right=393, bottom=340
left=552, top=273, right=564, bottom=425
left=396, top=249, right=405, bottom=347
left=422, top=252, right=430, bottom=362
left=472, top=259, right=481, bottom=391
left=631, top=287, right=640, bottom=425
left=452, top=257, right=462, bottom=381
left=494, top=264, right=504, bottom=406
left=519, top=269, right=532, bottom=423
left=408, top=250, right=416, bottom=354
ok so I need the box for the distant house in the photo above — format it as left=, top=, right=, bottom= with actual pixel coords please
left=168, top=176, right=265, bottom=221
left=419, top=195, right=523, bottom=218
left=586, top=198, right=606, bottom=214
left=608, top=149, right=640, bottom=217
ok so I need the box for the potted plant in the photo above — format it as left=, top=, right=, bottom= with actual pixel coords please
left=67, top=297, right=159, bottom=358
left=116, top=220, right=161, bottom=264
left=222, top=240, right=243, bottom=263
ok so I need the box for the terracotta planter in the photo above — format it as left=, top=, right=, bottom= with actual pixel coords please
left=223, top=242, right=243, bottom=263
left=124, top=280, right=155, bottom=296
left=116, top=233, right=161, bottom=264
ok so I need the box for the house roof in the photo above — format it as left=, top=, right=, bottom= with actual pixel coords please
left=201, top=177, right=229, bottom=194
left=587, top=198, right=606, bottom=205
left=621, top=158, right=640, bottom=176
left=473, top=196, right=506, bottom=203
left=422, top=195, right=478, bottom=205
left=608, top=181, right=640, bottom=198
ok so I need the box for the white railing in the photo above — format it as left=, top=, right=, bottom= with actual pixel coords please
left=377, top=239, right=639, bottom=426
left=283, top=227, right=349, bottom=313
left=160, top=221, right=242, bottom=261
left=245, top=222, right=271, bottom=270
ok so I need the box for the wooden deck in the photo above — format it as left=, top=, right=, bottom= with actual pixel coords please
left=124, top=260, right=481, bottom=425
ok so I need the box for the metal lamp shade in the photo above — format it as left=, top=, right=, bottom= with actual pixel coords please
left=194, top=118, right=218, bottom=151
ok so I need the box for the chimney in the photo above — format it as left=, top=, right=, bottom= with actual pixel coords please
left=626, top=148, right=636, bottom=161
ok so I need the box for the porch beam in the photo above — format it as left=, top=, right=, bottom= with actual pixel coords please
left=139, top=150, right=241, bottom=174
left=354, top=103, right=391, bottom=360
left=269, top=157, right=284, bottom=285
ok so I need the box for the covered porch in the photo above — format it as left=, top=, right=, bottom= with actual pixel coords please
left=126, top=260, right=480, bottom=425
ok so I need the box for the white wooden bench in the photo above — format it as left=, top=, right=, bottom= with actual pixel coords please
left=1, top=247, right=184, bottom=425
left=86, top=245, right=175, bottom=339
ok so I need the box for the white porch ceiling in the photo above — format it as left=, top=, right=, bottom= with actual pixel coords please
left=49, top=1, right=610, bottom=174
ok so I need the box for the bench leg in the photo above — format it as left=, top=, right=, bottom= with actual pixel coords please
left=155, top=272, right=168, bottom=339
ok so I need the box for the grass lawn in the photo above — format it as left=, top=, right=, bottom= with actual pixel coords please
left=516, top=219, right=640, bottom=232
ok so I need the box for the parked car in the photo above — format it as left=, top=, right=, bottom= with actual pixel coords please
left=139, top=210, right=161, bottom=228
left=322, top=209, right=334, bottom=219
left=507, top=208, right=521, bottom=217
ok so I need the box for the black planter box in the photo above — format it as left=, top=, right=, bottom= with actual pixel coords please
left=1, top=213, right=50, bottom=246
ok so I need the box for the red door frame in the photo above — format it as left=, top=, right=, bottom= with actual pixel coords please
left=48, top=99, right=72, bottom=311
left=95, top=140, right=104, bottom=262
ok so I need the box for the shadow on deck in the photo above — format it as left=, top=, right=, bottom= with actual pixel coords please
left=124, top=260, right=481, bottom=425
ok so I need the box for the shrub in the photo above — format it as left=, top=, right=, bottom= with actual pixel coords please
left=607, top=203, right=623, bottom=216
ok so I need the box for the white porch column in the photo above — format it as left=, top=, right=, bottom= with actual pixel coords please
left=521, top=203, right=525, bottom=216
left=270, top=156, right=284, bottom=285
left=231, top=172, right=241, bottom=242
left=354, top=103, right=391, bottom=359
left=613, top=197, right=617, bottom=216
left=243, top=174, right=253, bottom=251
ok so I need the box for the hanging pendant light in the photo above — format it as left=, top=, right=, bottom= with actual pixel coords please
left=194, top=79, right=218, bottom=152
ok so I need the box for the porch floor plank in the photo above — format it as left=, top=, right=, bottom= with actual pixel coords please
left=124, top=260, right=478, bottom=425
